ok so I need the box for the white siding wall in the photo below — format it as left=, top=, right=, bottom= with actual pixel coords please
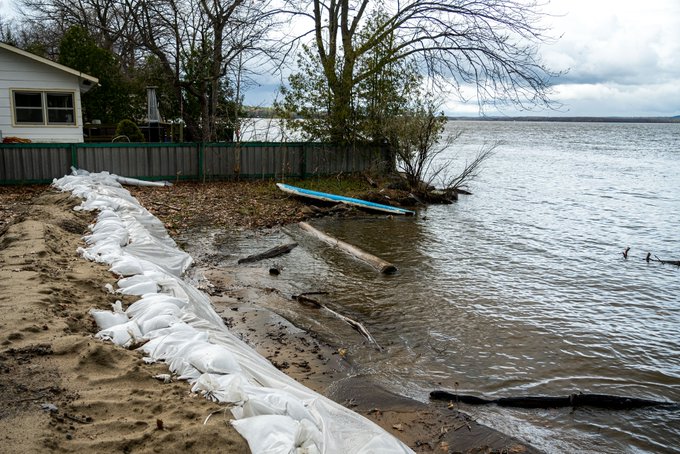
left=0, top=48, right=86, bottom=143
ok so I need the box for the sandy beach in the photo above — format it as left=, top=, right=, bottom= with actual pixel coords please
left=0, top=182, right=535, bottom=453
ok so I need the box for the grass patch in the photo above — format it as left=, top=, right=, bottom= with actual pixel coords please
left=283, top=174, right=373, bottom=197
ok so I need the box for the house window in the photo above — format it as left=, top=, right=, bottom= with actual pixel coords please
left=12, top=90, right=76, bottom=125
left=14, top=92, right=44, bottom=123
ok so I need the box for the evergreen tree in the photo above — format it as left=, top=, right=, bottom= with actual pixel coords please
left=277, top=10, right=423, bottom=144
left=58, top=26, right=138, bottom=124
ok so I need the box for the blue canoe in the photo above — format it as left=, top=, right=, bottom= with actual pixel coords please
left=276, top=183, right=415, bottom=216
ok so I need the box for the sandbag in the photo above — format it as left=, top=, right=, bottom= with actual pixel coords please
left=90, top=308, right=129, bottom=329
left=231, top=415, right=321, bottom=454
left=191, top=373, right=247, bottom=403
left=139, top=314, right=179, bottom=335
left=186, top=342, right=242, bottom=375
left=95, top=320, right=142, bottom=348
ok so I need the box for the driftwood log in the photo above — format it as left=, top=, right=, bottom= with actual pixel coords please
left=238, top=243, right=298, bottom=264
left=298, top=222, right=397, bottom=274
left=430, top=390, right=676, bottom=410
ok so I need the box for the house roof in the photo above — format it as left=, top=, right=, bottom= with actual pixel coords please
left=0, top=42, right=99, bottom=89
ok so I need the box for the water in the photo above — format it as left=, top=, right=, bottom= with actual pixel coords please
left=199, top=121, right=680, bottom=453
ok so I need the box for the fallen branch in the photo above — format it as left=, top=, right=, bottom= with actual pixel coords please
left=365, top=174, right=378, bottom=188
left=292, top=294, right=322, bottom=308
left=654, top=255, right=680, bottom=266
left=238, top=243, right=298, bottom=264
left=150, top=201, right=181, bottom=211
left=322, top=305, right=383, bottom=350
left=430, top=390, right=677, bottom=410
left=290, top=294, right=382, bottom=350
left=298, top=222, right=397, bottom=274
left=11, top=394, right=47, bottom=403
left=64, top=413, right=93, bottom=424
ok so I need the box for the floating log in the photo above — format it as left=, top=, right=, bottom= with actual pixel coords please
left=298, top=222, right=397, bottom=274
left=430, top=390, right=676, bottom=410
left=237, top=242, right=298, bottom=264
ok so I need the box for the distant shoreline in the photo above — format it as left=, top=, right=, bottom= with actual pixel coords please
left=447, top=116, right=680, bottom=123
left=243, top=107, right=680, bottom=124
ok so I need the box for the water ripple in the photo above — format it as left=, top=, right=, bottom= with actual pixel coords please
left=206, top=122, right=680, bottom=454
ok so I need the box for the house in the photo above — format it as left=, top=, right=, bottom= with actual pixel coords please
left=0, top=42, right=98, bottom=143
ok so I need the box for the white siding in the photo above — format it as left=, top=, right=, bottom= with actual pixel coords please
left=0, top=48, right=86, bottom=143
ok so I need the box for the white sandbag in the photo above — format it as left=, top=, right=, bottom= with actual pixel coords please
left=186, top=342, right=242, bottom=375
left=231, top=415, right=303, bottom=454
left=126, top=294, right=187, bottom=319
left=167, top=356, right=201, bottom=382
left=95, top=320, right=142, bottom=348
left=117, top=274, right=160, bottom=295
left=139, top=314, right=179, bottom=335
left=90, top=308, right=129, bottom=329
left=296, top=419, right=323, bottom=454
left=130, top=302, right=181, bottom=325
left=118, top=281, right=158, bottom=295
left=109, top=255, right=145, bottom=276
left=85, top=213, right=128, bottom=246
left=237, top=386, right=315, bottom=424
left=191, top=373, right=247, bottom=404
left=138, top=325, right=206, bottom=360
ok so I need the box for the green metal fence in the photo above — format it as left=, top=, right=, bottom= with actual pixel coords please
left=0, top=142, right=387, bottom=185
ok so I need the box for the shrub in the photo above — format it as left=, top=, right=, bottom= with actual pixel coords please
left=115, top=119, right=145, bottom=142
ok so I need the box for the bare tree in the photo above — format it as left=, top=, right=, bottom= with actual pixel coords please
left=17, top=0, right=285, bottom=141
left=280, top=0, right=561, bottom=142
left=18, top=0, right=135, bottom=61
left=384, top=96, right=497, bottom=199
left=124, top=0, right=285, bottom=141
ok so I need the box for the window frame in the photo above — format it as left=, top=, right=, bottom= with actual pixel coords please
left=11, top=89, right=77, bottom=127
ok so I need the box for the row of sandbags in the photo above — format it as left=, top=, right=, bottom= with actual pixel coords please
left=53, top=169, right=413, bottom=454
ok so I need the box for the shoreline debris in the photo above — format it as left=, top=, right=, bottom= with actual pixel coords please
left=237, top=243, right=298, bottom=264
left=299, top=221, right=397, bottom=274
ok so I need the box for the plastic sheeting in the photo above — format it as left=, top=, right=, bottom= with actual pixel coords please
left=53, top=169, right=414, bottom=454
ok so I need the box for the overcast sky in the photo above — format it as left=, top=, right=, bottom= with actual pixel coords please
left=2, top=0, right=678, bottom=117
left=492, top=0, right=680, bottom=117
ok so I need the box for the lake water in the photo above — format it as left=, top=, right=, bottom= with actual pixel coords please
left=201, top=121, right=680, bottom=453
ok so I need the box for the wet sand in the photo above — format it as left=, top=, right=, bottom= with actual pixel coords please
left=0, top=185, right=537, bottom=453
left=0, top=190, right=248, bottom=453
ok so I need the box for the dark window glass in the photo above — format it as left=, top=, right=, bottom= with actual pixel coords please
left=14, top=91, right=44, bottom=124
left=13, top=91, right=76, bottom=125
left=47, top=93, right=74, bottom=108
left=15, top=92, right=42, bottom=107
left=46, top=93, right=75, bottom=124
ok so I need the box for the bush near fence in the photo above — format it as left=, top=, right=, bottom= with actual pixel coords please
left=0, top=142, right=392, bottom=185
